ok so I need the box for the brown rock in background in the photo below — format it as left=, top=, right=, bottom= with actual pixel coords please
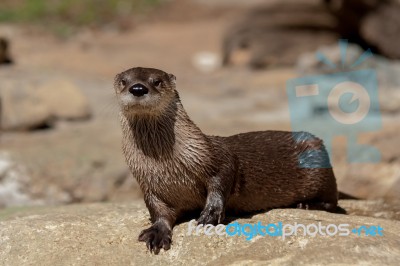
left=0, top=83, right=52, bottom=131
left=361, top=3, right=400, bottom=59
left=36, top=79, right=91, bottom=121
left=223, top=0, right=400, bottom=69
left=0, top=79, right=91, bottom=131
left=222, top=1, right=338, bottom=69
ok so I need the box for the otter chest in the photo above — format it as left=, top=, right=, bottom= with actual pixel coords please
left=126, top=150, right=207, bottom=207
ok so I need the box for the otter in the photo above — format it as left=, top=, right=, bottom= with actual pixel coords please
left=0, top=38, right=12, bottom=65
left=114, top=67, right=338, bottom=254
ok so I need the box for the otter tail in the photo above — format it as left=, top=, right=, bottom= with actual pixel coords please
left=338, top=191, right=360, bottom=200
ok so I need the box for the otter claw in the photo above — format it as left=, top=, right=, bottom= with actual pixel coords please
left=138, top=223, right=171, bottom=254
left=197, top=205, right=224, bottom=225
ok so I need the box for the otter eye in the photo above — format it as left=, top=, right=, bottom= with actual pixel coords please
left=153, top=79, right=162, bottom=87
left=120, top=79, right=127, bottom=87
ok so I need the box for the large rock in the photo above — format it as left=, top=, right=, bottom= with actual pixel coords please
left=222, top=1, right=338, bottom=69
left=0, top=78, right=91, bottom=131
left=0, top=201, right=399, bottom=265
left=323, top=0, right=400, bottom=60
left=0, top=82, right=52, bottom=130
left=361, top=2, right=400, bottom=60
left=222, top=0, right=400, bottom=69
left=36, top=79, right=91, bottom=120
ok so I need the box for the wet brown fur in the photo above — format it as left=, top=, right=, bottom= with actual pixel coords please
left=115, top=67, right=338, bottom=254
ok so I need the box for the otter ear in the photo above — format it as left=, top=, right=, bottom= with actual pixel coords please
left=168, top=73, right=176, bottom=85
left=114, top=74, right=120, bottom=87
left=114, top=73, right=121, bottom=83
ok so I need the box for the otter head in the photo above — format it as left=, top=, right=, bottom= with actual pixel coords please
left=114, top=67, right=177, bottom=116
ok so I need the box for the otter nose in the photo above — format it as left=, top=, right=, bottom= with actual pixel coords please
left=129, top=84, right=149, bottom=97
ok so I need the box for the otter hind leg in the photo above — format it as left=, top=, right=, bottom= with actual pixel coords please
left=296, top=201, right=338, bottom=213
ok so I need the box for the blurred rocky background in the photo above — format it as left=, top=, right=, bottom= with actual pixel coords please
left=0, top=0, right=400, bottom=264
left=1, top=0, right=399, bottom=208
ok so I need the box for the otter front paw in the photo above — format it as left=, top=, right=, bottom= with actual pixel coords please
left=138, top=222, right=171, bottom=254
left=197, top=204, right=225, bottom=225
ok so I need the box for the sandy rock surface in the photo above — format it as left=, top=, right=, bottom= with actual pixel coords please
left=0, top=200, right=399, bottom=265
